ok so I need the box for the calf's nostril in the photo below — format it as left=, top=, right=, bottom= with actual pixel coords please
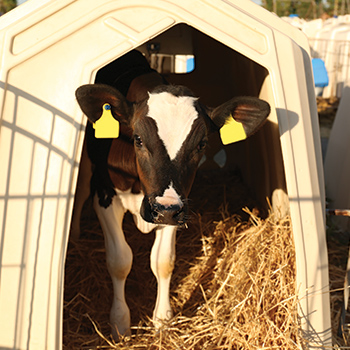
left=172, top=206, right=184, bottom=220
left=168, top=204, right=181, bottom=212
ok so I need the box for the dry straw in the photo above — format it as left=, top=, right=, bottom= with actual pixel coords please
left=64, top=171, right=303, bottom=349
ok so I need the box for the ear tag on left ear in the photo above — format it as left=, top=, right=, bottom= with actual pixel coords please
left=219, top=115, right=247, bottom=145
left=93, top=103, right=119, bottom=138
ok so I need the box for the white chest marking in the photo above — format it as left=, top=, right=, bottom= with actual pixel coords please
left=147, top=92, right=199, bottom=160
left=116, top=189, right=157, bottom=233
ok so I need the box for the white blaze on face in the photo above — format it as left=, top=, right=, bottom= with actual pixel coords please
left=147, top=91, right=199, bottom=160
left=155, top=183, right=183, bottom=208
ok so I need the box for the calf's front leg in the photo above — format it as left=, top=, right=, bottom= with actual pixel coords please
left=151, top=225, right=177, bottom=327
left=93, top=194, right=132, bottom=339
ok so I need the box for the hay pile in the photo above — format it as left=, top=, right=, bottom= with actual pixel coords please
left=64, top=170, right=302, bottom=349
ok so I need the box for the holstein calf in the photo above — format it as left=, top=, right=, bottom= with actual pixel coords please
left=75, top=50, right=270, bottom=338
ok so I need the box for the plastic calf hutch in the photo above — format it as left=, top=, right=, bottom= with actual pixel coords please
left=308, top=18, right=350, bottom=98
left=0, top=0, right=331, bottom=349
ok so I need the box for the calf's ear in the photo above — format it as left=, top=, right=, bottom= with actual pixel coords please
left=209, top=96, right=270, bottom=145
left=75, top=84, right=132, bottom=124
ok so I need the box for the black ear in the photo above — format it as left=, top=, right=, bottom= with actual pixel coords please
left=75, top=84, right=132, bottom=124
left=209, top=96, right=270, bottom=137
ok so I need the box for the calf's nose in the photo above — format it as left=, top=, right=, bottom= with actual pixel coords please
left=151, top=202, right=185, bottom=225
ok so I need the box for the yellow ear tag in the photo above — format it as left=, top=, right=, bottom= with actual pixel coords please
left=93, top=103, right=119, bottom=138
left=219, top=115, right=247, bottom=145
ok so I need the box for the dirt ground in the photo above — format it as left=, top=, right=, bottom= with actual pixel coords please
left=317, top=97, right=339, bottom=159
left=317, top=97, right=339, bottom=138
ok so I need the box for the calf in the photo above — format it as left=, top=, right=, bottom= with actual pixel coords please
left=75, top=50, right=270, bottom=338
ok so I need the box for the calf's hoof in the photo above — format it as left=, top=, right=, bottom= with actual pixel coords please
left=110, top=305, right=131, bottom=341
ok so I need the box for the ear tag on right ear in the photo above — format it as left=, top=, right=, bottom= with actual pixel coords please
left=219, top=115, right=247, bottom=145
left=93, top=103, right=119, bottom=138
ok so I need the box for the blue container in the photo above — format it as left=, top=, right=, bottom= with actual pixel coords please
left=312, top=58, right=329, bottom=87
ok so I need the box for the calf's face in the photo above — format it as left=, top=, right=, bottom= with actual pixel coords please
left=76, top=84, right=270, bottom=226
left=133, top=88, right=209, bottom=225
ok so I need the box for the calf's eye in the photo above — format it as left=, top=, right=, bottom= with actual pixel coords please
left=134, top=135, right=143, bottom=148
left=197, top=139, right=207, bottom=152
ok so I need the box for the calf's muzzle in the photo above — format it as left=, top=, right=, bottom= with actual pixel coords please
left=141, top=196, right=187, bottom=226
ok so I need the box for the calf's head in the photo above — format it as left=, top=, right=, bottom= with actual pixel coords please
left=76, top=84, right=270, bottom=226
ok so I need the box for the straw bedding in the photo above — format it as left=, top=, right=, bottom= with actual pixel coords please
left=64, top=168, right=304, bottom=349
